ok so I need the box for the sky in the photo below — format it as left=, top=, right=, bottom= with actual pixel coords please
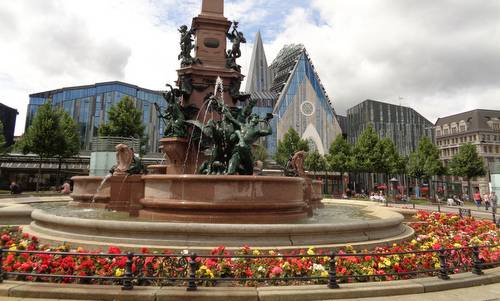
left=1, top=0, right=500, bottom=135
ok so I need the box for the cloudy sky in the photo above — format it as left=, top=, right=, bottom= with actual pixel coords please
left=1, top=0, right=500, bottom=135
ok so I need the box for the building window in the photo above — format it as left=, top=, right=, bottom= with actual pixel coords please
left=436, top=130, right=441, bottom=136
left=444, top=128, right=449, bottom=135
left=459, top=125, right=466, bottom=132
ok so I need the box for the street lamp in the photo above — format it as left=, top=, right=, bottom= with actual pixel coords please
left=389, top=177, right=399, bottom=207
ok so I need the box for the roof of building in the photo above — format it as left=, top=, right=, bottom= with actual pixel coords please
left=337, top=115, right=347, bottom=135
left=29, top=81, right=162, bottom=98
left=269, top=44, right=305, bottom=94
left=245, top=31, right=272, bottom=93
left=348, top=99, right=432, bottom=124
left=0, top=103, right=19, bottom=114
left=435, top=109, right=500, bottom=131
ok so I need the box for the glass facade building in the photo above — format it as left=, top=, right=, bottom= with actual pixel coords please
left=245, top=41, right=342, bottom=155
left=26, top=81, right=165, bottom=153
left=347, top=99, right=433, bottom=156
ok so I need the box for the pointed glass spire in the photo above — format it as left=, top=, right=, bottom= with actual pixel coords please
left=245, top=31, right=272, bottom=93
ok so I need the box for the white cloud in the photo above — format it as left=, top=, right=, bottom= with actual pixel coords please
left=2, top=0, right=500, bottom=136
left=257, top=0, right=500, bottom=122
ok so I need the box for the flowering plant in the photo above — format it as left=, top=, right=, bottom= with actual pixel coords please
left=1, top=211, right=498, bottom=286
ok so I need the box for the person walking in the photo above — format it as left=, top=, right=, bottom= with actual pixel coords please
left=490, top=191, right=498, bottom=212
left=484, top=193, right=491, bottom=211
left=473, top=189, right=482, bottom=209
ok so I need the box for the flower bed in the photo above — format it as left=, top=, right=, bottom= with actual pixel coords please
left=1, top=211, right=499, bottom=286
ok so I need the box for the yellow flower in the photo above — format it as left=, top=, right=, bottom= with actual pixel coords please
left=115, top=268, right=124, bottom=277
left=307, top=248, right=315, bottom=255
left=19, top=241, right=28, bottom=248
left=252, top=249, right=261, bottom=256
left=411, top=239, right=417, bottom=245
left=453, top=243, right=462, bottom=248
left=320, top=271, right=329, bottom=278
left=378, top=262, right=385, bottom=268
left=434, top=262, right=441, bottom=269
left=384, top=258, right=391, bottom=266
left=9, top=246, right=17, bottom=251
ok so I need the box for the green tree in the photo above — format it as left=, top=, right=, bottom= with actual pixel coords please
left=274, top=128, right=309, bottom=168
left=448, top=143, right=487, bottom=201
left=407, top=136, right=444, bottom=198
left=375, top=138, right=401, bottom=184
left=55, top=109, right=80, bottom=185
left=0, top=122, right=8, bottom=154
left=326, top=135, right=352, bottom=193
left=351, top=125, right=380, bottom=190
left=305, top=150, right=326, bottom=176
left=252, top=143, right=268, bottom=163
left=18, top=102, right=65, bottom=191
left=99, top=96, right=146, bottom=153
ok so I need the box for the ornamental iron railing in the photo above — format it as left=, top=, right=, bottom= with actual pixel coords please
left=0, top=244, right=498, bottom=291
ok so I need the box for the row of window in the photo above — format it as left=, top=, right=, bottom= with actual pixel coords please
left=437, top=133, right=500, bottom=146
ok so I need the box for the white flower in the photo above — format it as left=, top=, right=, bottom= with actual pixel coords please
left=313, top=263, right=325, bottom=272
left=181, top=249, right=189, bottom=255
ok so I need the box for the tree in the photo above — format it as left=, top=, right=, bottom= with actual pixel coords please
left=375, top=138, right=400, bottom=183
left=17, top=102, right=65, bottom=191
left=99, top=96, right=146, bottom=153
left=252, top=143, right=268, bottom=163
left=407, top=136, right=444, bottom=198
left=274, top=128, right=309, bottom=168
left=305, top=150, right=326, bottom=176
left=448, top=143, right=487, bottom=201
left=326, top=135, right=352, bottom=193
left=55, top=109, right=80, bottom=185
left=0, top=122, right=8, bottom=154
left=351, top=125, right=380, bottom=190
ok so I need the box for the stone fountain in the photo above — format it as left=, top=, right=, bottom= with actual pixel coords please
left=24, top=0, right=413, bottom=252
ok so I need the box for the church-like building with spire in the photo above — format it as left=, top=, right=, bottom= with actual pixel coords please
left=244, top=32, right=342, bottom=155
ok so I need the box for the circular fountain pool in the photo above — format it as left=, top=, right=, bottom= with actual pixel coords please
left=23, top=199, right=413, bottom=253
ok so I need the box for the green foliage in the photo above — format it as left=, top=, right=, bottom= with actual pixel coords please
left=448, top=143, right=486, bottom=179
left=351, top=125, right=380, bottom=173
left=305, top=150, right=326, bottom=174
left=252, top=144, right=268, bottom=162
left=274, top=128, right=309, bottom=168
left=57, top=109, right=80, bottom=158
left=0, top=122, right=8, bottom=154
left=375, top=138, right=401, bottom=175
left=407, top=136, right=444, bottom=179
left=99, top=96, right=145, bottom=140
left=326, top=134, right=352, bottom=174
left=18, top=102, right=64, bottom=159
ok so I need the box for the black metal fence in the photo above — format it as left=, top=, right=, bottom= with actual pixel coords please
left=1, top=244, right=498, bottom=291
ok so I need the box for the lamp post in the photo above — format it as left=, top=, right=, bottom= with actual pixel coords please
left=389, top=177, right=399, bottom=206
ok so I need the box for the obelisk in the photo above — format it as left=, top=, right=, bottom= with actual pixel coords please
left=177, top=0, right=242, bottom=108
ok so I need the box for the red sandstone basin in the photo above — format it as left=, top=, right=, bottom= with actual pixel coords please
left=139, top=175, right=308, bottom=223
left=71, top=176, right=110, bottom=204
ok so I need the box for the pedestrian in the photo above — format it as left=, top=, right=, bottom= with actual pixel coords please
left=490, top=191, right=498, bottom=212
left=61, top=181, right=71, bottom=194
left=484, top=193, right=491, bottom=211
left=473, top=188, right=482, bottom=209
left=9, top=181, right=21, bottom=194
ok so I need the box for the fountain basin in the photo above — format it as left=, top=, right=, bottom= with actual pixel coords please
left=70, top=176, right=110, bottom=204
left=139, top=175, right=308, bottom=223
left=24, top=200, right=413, bottom=252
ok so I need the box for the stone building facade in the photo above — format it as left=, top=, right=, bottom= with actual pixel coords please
left=435, top=109, right=500, bottom=194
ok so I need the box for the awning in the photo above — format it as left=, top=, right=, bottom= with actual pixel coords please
left=0, top=162, right=89, bottom=170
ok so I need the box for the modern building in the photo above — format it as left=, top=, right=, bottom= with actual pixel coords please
left=0, top=103, right=19, bottom=146
left=245, top=33, right=342, bottom=155
left=435, top=109, right=500, bottom=194
left=347, top=99, right=433, bottom=156
left=26, top=81, right=165, bottom=153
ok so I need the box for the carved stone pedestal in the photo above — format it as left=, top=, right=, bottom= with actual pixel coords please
left=106, top=175, right=144, bottom=216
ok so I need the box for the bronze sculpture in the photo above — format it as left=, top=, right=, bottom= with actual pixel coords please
left=178, top=25, right=200, bottom=66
